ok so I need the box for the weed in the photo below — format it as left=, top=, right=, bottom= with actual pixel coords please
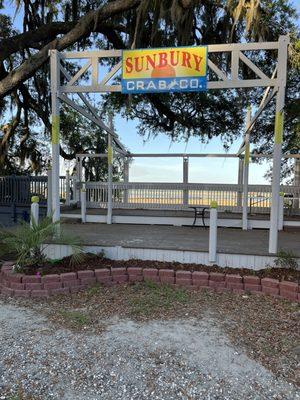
left=48, top=258, right=62, bottom=265
left=59, top=310, right=90, bottom=326
left=86, top=283, right=102, bottom=296
left=97, top=249, right=105, bottom=259
left=274, top=250, right=299, bottom=270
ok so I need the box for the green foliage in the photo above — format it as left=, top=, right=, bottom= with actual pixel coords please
left=0, top=216, right=85, bottom=270
left=129, top=280, right=190, bottom=316
left=274, top=250, right=298, bottom=270
left=0, top=0, right=299, bottom=181
left=86, top=283, right=102, bottom=296
left=59, top=310, right=91, bottom=327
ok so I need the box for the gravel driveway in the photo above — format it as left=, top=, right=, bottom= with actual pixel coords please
left=0, top=301, right=299, bottom=400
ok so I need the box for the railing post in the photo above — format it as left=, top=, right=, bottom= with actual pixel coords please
left=107, top=117, right=113, bottom=224
left=76, top=157, right=82, bottom=204
left=278, top=191, right=284, bottom=231
left=47, top=167, right=52, bottom=217
left=242, top=106, right=251, bottom=230
left=124, top=158, right=129, bottom=205
left=293, top=159, right=300, bottom=211
left=237, top=156, right=244, bottom=208
left=65, top=169, right=71, bottom=206
left=81, top=186, right=86, bottom=223
left=31, top=196, right=39, bottom=227
left=183, top=157, right=189, bottom=206
left=209, top=201, right=218, bottom=264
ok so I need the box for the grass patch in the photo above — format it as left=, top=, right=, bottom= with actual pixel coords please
left=85, top=283, right=102, bottom=296
left=59, top=310, right=91, bottom=327
left=129, top=280, right=190, bottom=317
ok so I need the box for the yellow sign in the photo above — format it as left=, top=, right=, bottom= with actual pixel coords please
left=122, top=46, right=207, bottom=93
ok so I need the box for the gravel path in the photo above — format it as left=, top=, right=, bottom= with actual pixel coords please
left=0, top=301, right=299, bottom=400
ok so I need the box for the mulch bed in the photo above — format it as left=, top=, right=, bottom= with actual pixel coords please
left=21, top=253, right=300, bottom=282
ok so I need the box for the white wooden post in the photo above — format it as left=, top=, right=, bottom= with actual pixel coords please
left=77, top=156, right=82, bottom=204
left=50, top=50, right=61, bottom=228
left=237, top=157, right=244, bottom=208
left=183, top=157, right=189, bottom=206
left=278, top=191, right=284, bottom=231
left=209, top=201, right=218, bottom=264
left=30, top=196, right=39, bottom=227
left=124, top=158, right=129, bottom=205
left=65, top=169, right=70, bottom=206
left=242, top=106, right=251, bottom=230
left=81, top=186, right=86, bottom=223
left=294, top=159, right=300, bottom=211
left=47, top=166, right=52, bottom=217
left=269, top=35, right=289, bottom=253
left=107, top=117, right=113, bottom=224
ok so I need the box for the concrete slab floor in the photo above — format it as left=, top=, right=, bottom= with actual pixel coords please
left=61, top=223, right=300, bottom=256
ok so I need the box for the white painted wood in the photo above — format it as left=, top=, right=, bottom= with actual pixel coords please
left=237, top=157, right=243, bottom=207
left=60, top=65, right=126, bottom=153
left=239, top=52, right=269, bottom=81
left=124, top=159, right=129, bottom=204
left=91, top=57, right=99, bottom=86
left=183, top=157, right=189, bottom=206
left=81, top=188, right=87, bottom=223
left=47, top=167, right=52, bottom=217
left=278, top=193, right=284, bottom=231
left=60, top=50, right=122, bottom=59
left=61, top=84, right=122, bottom=93
left=242, top=107, right=251, bottom=230
left=231, top=50, right=239, bottom=80
left=107, top=117, right=113, bottom=225
left=61, top=212, right=300, bottom=228
left=50, top=49, right=61, bottom=227
left=59, top=94, right=118, bottom=138
left=207, top=41, right=279, bottom=52
left=65, top=170, right=70, bottom=206
left=67, top=61, right=91, bottom=86
left=44, top=243, right=299, bottom=271
left=207, top=59, right=227, bottom=81
left=209, top=206, right=218, bottom=263
left=30, top=201, right=39, bottom=227
left=130, top=153, right=237, bottom=158
left=99, top=61, right=122, bottom=86
left=207, top=79, right=276, bottom=90
left=269, top=35, right=289, bottom=254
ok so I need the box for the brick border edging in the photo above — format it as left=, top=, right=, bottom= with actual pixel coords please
left=0, top=263, right=299, bottom=302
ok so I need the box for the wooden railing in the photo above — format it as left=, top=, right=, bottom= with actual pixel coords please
left=0, top=175, right=66, bottom=205
left=84, top=182, right=300, bottom=214
left=1, top=176, right=299, bottom=214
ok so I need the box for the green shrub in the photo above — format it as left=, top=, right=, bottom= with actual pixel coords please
left=0, top=217, right=84, bottom=271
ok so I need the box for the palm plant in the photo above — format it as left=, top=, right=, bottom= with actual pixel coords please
left=0, top=216, right=85, bottom=272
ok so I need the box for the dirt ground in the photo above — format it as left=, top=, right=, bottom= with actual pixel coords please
left=0, top=283, right=299, bottom=400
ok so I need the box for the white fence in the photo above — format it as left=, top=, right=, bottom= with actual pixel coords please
left=83, top=182, right=300, bottom=214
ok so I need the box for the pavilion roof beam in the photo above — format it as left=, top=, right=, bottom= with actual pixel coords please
left=59, top=94, right=128, bottom=156
left=121, top=153, right=238, bottom=158
left=75, top=152, right=300, bottom=159
left=60, top=65, right=128, bottom=154
left=238, top=66, right=278, bottom=155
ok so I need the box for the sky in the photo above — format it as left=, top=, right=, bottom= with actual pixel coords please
left=2, top=0, right=299, bottom=184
